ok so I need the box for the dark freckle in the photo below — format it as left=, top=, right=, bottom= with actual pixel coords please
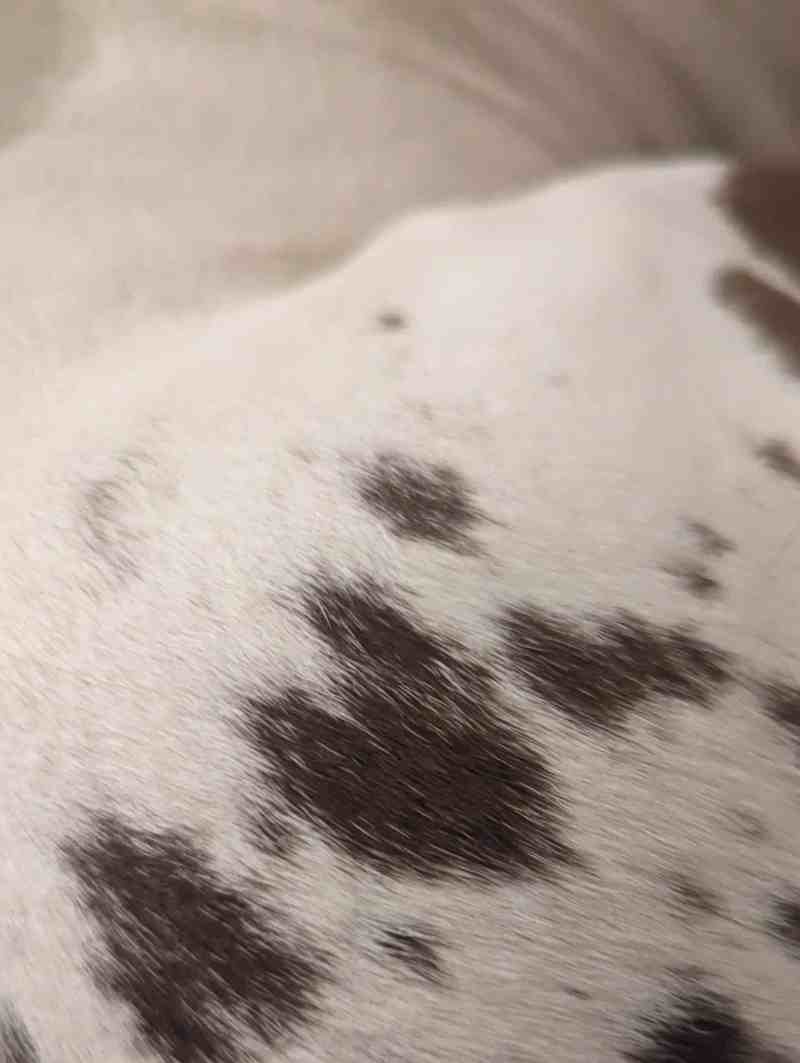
left=562, top=985, right=592, bottom=1001
left=378, top=927, right=444, bottom=982
left=501, top=605, right=729, bottom=731
left=715, top=267, right=800, bottom=378
left=625, top=988, right=757, bottom=1063
left=243, top=579, right=578, bottom=880
left=357, top=453, right=485, bottom=552
left=666, top=562, right=721, bottom=600
left=63, top=815, right=324, bottom=1063
left=762, top=681, right=800, bottom=746
left=378, top=309, right=408, bottom=331
left=669, top=873, right=722, bottom=917
left=0, top=1008, right=40, bottom=1063
left=685, top=521, right=735, bottom=557
left=768, top=892, right=800, bottom=958
left=754, top=438, right=800, bottom=484
left=717, top=163, right=800, bottom=276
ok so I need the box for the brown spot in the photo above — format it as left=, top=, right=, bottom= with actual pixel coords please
left=754, top=438, right=800, bottom=485
left=715, top=268, right=800, bottom=378
left=63, top=816, right=324, bottom=1063
left=501, top=606, right=729, bottom=731
left=762, top=682, right=800, bottom=747
left=244, top=579, right=577, bottom=880
left=666, top=562, right=721, bottom=600
left=378, top=927, right=444, bottom=982
left=624, top=985, right=775, bottom=1063
left=769, top=892, right=800, bottom=959
left=357, top=453, right=485, bottom=552
left=718, top=163, right=800, bottom=276
left=669, top=873, right=722, bottom=917
left=685, top=521, right=735, bottom=557
left=378, top=309, right=408, bottom=331
left=0, top=1008, right=39, bottom=1063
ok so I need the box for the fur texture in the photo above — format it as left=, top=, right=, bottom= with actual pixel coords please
left=2, top=4, right=800, bottom=1062
left=3, top=155, right=800, bottom=1061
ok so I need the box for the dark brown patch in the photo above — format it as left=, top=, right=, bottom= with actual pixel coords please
left=754, top=438, right=800, bottom=484
left=624, top=987, right=768, bottom=1063
left=763, top=682, right=800, bottom=747
left=357, top=453, right=484, bottom=552
left=0, top=1009, right=39, bottom=1063
left=244, top=579, right=577, bottom=880
left=378, top=927, right=444, bottom=982
left=666, top=562, right=721, bottom=600
left=501, top=605, right=729, bottom=731
left=769, top=892, right=800, bottom=958
left=715, top=268, right=800, bottom=377
left=63, top=816, right=323, bottom=1063
left=718, top=163, right=800, bottom=276
left=685, top=521, right=735, bottom=558
left=378, top=309, right=408, bottom=331
left=669, top=873, right=722, bottom=917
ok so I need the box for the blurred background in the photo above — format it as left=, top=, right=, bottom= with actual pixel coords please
left=0, top=1, right=797, bottom=362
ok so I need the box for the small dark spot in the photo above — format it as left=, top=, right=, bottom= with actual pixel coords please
left=77, top=449, right=168, bottom=579
left=669, top=873, right=722, bottom=917
left=685, top=521, right=735, bottom=557
left=378, top=309, right=408, bottom=331
left=717, top=163, right=800, bottom=276
left=625, top=987, right=754, bottom=1063
left=562, top=985, right=592, bottom=1001
left=357, top=453, right=485, bottom=552
left=754, top=438, right=800, bottom=484
left=762, top=682, right=800, bottom=746
left=548, top=372, right=571, bottom=389
left=0, top=1008, right=39, bottom=1063
left=63, top=816, right=324, bottom=1063
left=501, top=605, right=729, bottom=731
left=378, top=927, right=444, bottom=982
left=244, top=579, right=577, bottom=880
left=768, top=892, right=800, bottom=958
left=666, top=562, right=721, bottom=600
left=715, top=267, right=800, bottom=378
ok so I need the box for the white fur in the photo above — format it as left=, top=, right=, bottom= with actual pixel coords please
left=2, top=155, right=800, bottom=1060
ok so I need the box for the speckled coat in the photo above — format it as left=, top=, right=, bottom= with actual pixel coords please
left=2, top=4, right=800, bottom=1063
